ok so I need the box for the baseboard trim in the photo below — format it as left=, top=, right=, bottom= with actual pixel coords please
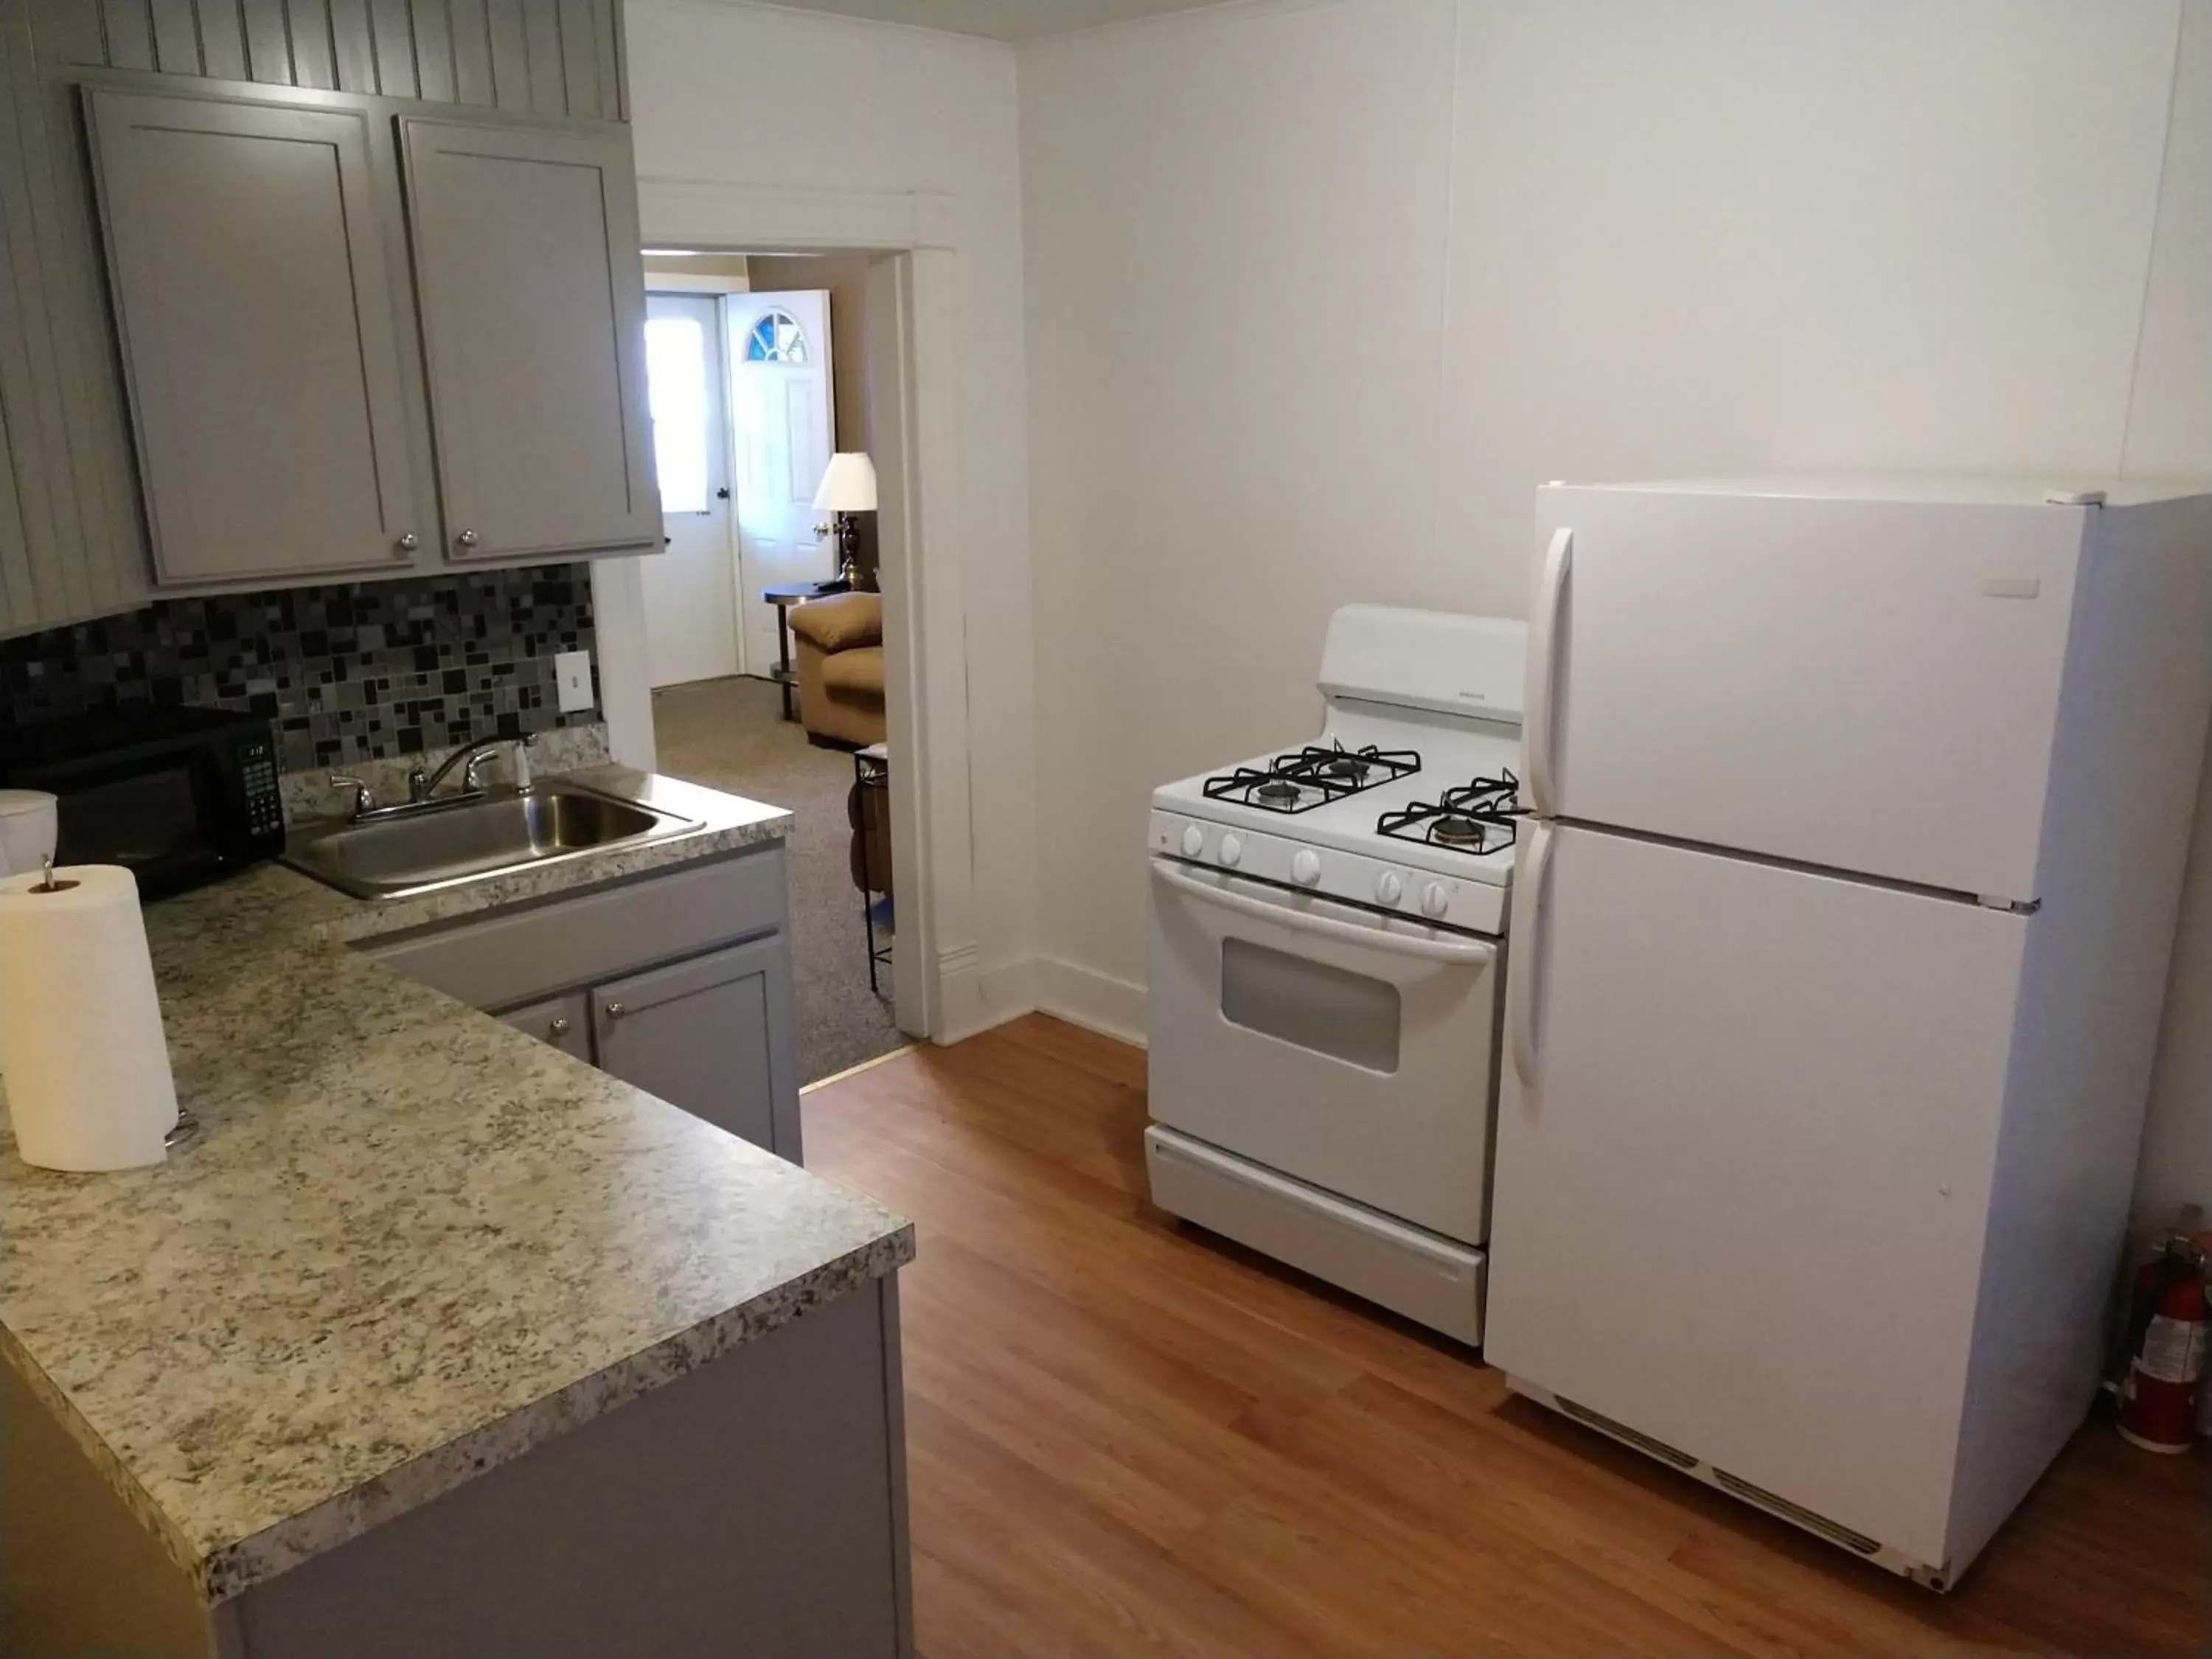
left=936, top=955, right=1040, bottom=1046
left=1034, top=956, right=1149, bottom=1049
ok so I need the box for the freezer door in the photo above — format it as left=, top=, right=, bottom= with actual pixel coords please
left=1487, top=825, right=2028, bottom=1569
left=1529, top=486, right=2084, bottom=901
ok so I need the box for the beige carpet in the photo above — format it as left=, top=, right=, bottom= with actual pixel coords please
left=651, top=675, right=905, bottom=1087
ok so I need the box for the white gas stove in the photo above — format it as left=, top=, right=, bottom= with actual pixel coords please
left=1144, top=606, right=1526, bottom=1345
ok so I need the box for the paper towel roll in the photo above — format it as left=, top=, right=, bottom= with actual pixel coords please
left=0, top=865, right=178, bottom=1172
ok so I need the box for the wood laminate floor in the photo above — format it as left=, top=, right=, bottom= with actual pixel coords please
left=804, top=1015, right=2211, bottom=1658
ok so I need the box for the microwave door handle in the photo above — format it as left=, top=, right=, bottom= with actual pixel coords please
left=1526, top=526, right=1573, bottom=817
left=1151, top=858, right=1496, bottom=967
left=1508, top=819, right=1556, bottom=1089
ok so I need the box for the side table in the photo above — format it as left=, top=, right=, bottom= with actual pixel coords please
left=761, top=579, right=849, bottom=722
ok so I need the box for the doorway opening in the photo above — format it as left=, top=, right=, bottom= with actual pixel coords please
left=631, top=248, right=910, bottom=1087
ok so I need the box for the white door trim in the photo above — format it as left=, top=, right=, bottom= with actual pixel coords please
left=641, top=271, right=753, bottom=294
left=599, top=177, right=967, bottom=1043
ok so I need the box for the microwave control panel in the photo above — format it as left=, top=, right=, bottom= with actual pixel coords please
left=236, top=731, right=285, bottom=842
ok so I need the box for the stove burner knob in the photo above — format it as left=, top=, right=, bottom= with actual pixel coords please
left=1375, top=871, right=1403, bottom=905
left=1420, top=881, right=1451, bottom=919
left=1218, top=834, right=1243, bottom=868
left=1180, top=824, right=1206, bottom=858
left=1291, top=849, right=1322, bottom=886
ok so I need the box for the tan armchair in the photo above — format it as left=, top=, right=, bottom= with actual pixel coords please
left=788, top=591, right=887, bottom=748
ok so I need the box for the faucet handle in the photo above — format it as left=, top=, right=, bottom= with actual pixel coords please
left=329, top=774, right=375, bottom=818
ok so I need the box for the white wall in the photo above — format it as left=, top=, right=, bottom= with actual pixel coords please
left=641, top=253, right=753, bottom=282
left=2129, top=0, right=2212, bottom=1227
left=625, top=0, right=1040, bottom=1001
left=1020, top=0, right=2212, bottom=1217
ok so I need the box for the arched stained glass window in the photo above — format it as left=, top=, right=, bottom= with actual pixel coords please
left=745, top=310, right=810, bottom=364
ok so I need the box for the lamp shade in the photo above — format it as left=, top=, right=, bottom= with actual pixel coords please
left=812, top=452, right=878, bottom=512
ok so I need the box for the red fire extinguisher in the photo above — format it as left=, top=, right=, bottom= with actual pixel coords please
left=2116, top=1233, right=2209, bottom=1454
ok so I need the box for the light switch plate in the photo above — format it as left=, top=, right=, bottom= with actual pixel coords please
left=554, top=650, right=595, bottom=714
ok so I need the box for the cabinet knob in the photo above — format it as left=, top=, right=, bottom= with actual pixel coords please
left=549, top=1016, right=571, bottom=1038
left=395, top=532, right=420, bottom=552
left=602, top=1001, right=626, bottom=1021
left=456, top=529, right=481, bottom=549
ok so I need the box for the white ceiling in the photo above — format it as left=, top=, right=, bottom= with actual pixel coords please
left=739, top=0, right=1234, bottom=42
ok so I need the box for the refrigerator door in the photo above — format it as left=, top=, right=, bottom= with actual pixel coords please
left=1487, top=824, right=2028, bottom=1569
left=1529, top=485, right=2084, bottom=902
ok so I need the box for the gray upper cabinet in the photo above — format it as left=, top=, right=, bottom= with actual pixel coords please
left=83, top=89, right=427, bottom=585
left=0, top=0, right=637, bottom=639
left=591, top=937, right=799, bottom=1159
left=401, top=117, right=660, bottom=565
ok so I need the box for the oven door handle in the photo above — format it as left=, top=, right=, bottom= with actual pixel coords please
left=1151, top=859, right=1496, bottom=967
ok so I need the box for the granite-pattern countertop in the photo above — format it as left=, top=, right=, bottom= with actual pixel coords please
left=0, top=765, right=915, bottom=1606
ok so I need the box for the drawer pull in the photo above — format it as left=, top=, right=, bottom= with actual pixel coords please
left=602, top=1001, right=627, bottom=1021
left=549, top=1016, right=572, bottom=1038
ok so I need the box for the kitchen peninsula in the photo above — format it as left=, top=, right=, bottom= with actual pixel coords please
left=0, top=769, right=915, bottom=1658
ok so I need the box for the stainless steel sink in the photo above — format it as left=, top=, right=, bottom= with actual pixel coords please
left=283, top=779, right=700, bottom=900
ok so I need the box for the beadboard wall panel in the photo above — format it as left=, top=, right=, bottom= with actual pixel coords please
left=2, top=0, right=145, bottom=633
left=33, top=0, right=626, bottom=114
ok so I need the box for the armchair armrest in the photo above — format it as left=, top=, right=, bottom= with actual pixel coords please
left=788, top=591, right=883, bottom=652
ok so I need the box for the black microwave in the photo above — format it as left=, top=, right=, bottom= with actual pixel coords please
left=0, top=705, right=285, bottom=897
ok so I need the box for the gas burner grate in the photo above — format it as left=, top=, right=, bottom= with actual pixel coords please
left=1377, top=769, right=1524, bottom=852
left=1203, top=742, right=1422, bottom=815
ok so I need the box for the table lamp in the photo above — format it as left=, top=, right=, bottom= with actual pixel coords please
left=813, top=452, right=877, bottom=588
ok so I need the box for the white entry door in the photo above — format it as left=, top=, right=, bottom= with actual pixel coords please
left=639, top=292, right=738, bottom=687
left=728, top=289, right=836, bottom=675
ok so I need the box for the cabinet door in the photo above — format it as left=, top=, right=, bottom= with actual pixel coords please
left=497, top=990, right=593, bottom=1062
left=591, top=937, right=799, bottom=1160
left=81, top=88, right=425, bottom=585
left=400, top=116, right=659, bottom=564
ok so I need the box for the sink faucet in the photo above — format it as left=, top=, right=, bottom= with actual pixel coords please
left=408, top=734, right=534, bottom=804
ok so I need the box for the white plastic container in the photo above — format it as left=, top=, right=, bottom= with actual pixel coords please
left=0, top=790, right=58, bottom=877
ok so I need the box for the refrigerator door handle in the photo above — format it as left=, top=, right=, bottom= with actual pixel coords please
left=1526, top=527, right=1573, bottom=816
left=1509, top=819, right=1557, bottom=1090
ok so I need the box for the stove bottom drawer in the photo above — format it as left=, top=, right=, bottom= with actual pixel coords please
left=1145, top=1126, right=1485, bottom=1345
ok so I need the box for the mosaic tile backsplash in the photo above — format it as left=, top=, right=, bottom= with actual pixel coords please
left=0, top=566, right=597, bottom=776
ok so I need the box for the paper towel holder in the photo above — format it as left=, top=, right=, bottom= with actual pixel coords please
left=32, top=855, right=77, bottom=895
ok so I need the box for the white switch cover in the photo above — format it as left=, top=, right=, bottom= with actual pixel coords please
left=554, top=650, right=596, bottom=714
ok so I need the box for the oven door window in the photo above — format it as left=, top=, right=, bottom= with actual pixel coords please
left=1220, top=936, right=1402, bottom=1074
left=56, top=765, right=209, bottom=876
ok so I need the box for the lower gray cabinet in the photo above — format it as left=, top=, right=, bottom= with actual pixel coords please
left=362, top=845, right=802, bottom=1163
left=498, top=990, right=591, bottom=1062
left=590, top=938, right=796, bottom=1153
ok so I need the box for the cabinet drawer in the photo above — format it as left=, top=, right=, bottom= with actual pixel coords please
left=363, top=846, right=787, bottom=1010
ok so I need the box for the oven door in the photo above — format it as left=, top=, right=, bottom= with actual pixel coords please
left=1147, top=855, right=1501, bottom=1245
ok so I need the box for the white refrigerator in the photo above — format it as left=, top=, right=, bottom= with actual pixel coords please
left=1485, top=477, right=2212, bottom=1589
